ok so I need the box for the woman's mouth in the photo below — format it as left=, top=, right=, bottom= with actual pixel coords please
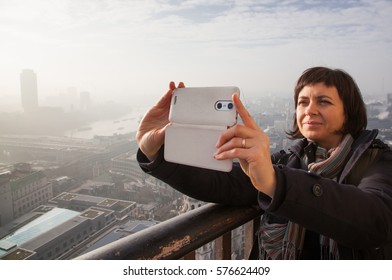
left=304, top=121, right=322, bottom=127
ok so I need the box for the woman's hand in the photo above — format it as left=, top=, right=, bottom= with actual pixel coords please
left=214, top=93, right=276, bottom=197
left=136, top=81, right=185, bottom=161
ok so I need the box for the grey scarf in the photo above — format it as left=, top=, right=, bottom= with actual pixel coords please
left=258, top=134, right=354, bottom=260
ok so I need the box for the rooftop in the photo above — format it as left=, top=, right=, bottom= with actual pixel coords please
left=0, top=207, right=80, bottom=257
left=78, top=219, right=158, bottom=256
left=51, top=192, right=135, bottom=212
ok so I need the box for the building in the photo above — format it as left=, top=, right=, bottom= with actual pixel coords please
left=49, top=192, right=136, bottom=219
left=110, top=152, right=145, bottom=182
left=0, top=177, right=13, bottom=227
left=0, top=134, right=132, bottom=181
left=0, top=191, right=137, bottom=260
left=132, top=202, right=159, bottom=220
left=0, top=135, right=99, bottom=165
left=0, top=205, right=114, bottom=260
left=76, top=219, right=159, bottom=257
left=20, top=69, right=38, bottom=112
left=110, top=148, right=182, bottom=200
left=0, top=163, right=53, bottom=226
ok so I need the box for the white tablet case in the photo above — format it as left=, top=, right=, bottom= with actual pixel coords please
left=164, top=87, right=239, bottom=172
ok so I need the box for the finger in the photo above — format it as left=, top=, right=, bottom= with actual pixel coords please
left=232, top=93, right=259, bottom=129
left=215, top=136, right=250, bottom=154
left=154, top=80, right=186, bottom=110
left=169, top=81, right=176, bottom=90
left=154, top=81, right=176, bottom=107
left=215, top=124, right=251, bottom=148
left=214, top=137, right=255, bottom=160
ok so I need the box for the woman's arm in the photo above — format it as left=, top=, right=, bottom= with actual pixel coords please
left=137, top=146, right=259, bottom=206
left=261, top=151, right=392, bottom=249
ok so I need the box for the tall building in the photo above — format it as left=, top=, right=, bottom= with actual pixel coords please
left=20, top=69, right=38, bottom=112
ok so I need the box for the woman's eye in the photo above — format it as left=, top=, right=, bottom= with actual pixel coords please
left=297, top=100, right=308, bottom=106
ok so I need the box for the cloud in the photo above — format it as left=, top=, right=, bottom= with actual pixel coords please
left=2, top=0, right=390, bottom=48
left=0, top=0, right=391, bottom=104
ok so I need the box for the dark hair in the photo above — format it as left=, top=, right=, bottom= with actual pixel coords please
left=287, top=66, right=367, bottom=139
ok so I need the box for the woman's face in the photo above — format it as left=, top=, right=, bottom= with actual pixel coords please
left=296, top=82, right=346, bottom=150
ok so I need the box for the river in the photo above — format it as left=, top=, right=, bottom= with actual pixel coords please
left=63, top=107, right=147, bottom=139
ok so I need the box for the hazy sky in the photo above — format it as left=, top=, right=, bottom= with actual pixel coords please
left=1, top=0, right=391, bottom=108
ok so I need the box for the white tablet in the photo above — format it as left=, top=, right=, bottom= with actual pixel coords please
left=164, top=86, right=240, bottom=172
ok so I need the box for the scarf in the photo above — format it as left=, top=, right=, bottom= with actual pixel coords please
left=258, top=134, right=354, bottom=260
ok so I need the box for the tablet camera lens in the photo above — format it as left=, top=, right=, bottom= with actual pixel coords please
left=217, top=103, right=222, bottom=109
left=228, top=103, right=233, bottom=110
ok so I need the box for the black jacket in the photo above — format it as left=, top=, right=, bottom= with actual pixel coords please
left=137, top=129, right=392, bottom=259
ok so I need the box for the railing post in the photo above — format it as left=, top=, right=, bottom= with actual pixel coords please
left=244, top=220, right=255, bottom=258
left=222, top=231, right=232, bottom=260
left=215, top=231, right=232, bottom=260
left=183, top=251, right=196, bottom=260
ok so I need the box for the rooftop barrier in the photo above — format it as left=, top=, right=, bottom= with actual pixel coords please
left=75, top=203, right=262, bottom=260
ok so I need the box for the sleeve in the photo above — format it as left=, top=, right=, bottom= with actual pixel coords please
left=258, top=150, right=392, bottom=249
left=137, top=146, right=259, bottom=206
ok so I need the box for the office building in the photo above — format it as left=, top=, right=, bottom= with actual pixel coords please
left=20, top=69, right=38, bottom=112
left=0, top=163, right=53, bottom=226
left=0, top=177, right=13, bottom=227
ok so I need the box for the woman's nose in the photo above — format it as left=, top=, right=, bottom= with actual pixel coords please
left=305, top=101, right=318, bottom=115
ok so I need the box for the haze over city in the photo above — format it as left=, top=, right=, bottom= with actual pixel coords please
left=1, top=0, right=391, bottom=111
left=1, top=0, right=392, bottom=265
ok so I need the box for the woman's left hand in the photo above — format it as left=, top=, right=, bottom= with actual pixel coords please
left=214, top=93, right=276, bottom=198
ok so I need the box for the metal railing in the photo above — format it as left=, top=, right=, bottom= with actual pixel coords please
left=75, top=203, right=262, bottom=260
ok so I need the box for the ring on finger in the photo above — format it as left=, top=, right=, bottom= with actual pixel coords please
left=241, top=138, right=246, bottom=149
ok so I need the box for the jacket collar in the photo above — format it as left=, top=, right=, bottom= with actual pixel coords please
left=288, top=138, right=308, bottom=158
left=289, top=129, right=378, bottom=154
left=339, top=129, right=379, bottom=181
left=288, top=129, right=378, bottom=178
left=287, top=129, right=379, bottom=181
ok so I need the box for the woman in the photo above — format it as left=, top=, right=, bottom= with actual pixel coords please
left=136, top=67, right=392, bottom=259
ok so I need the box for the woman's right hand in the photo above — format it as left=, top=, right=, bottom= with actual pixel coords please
left=136, top=81, right=185, bottom=161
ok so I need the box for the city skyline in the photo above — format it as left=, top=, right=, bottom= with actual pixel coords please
left=0, top=0, right=391, bottom=109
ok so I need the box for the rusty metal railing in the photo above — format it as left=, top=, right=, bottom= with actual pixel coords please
left=74, top=203, right=262, bottom=260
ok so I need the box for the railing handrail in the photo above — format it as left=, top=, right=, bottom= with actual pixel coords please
left=75, top=203, right=262, bottom=260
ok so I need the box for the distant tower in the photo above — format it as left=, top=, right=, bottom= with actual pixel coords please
left=20, top=69, right=38, bottom=112
left=80, top=91, right=91, bottom=111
